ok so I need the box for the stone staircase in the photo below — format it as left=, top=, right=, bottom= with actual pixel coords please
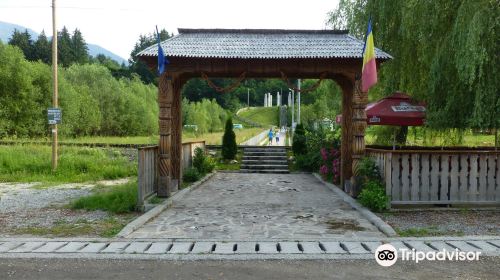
left=240, top=146, right=289, bottom=174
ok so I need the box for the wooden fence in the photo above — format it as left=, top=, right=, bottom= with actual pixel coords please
left=367, top=148, right=500, bottom=207
left=137, top=146, right=158, bottom=210
left=182, top=141, right=206, bottom=168
left=137, top=141, right=205, bottom=210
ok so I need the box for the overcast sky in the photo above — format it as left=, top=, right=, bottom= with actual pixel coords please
left=0, top=0, right=339, bottom=60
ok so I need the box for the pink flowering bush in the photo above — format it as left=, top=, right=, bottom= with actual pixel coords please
left=320, top=147, right=341, bottom=185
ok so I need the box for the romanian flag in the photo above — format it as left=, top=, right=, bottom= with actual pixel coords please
left=361, top=19, right=377, bottom=92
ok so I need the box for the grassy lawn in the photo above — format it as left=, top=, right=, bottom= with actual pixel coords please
left=365, top=127, right=497, bottom=147
left=183, top=127, right=264, bottom=145
left=238, top=107, right=278, bottom=127
left=1, top=128, right=264, bottom=146
left=70, top=181, right=137, bottom=213
left=0, top=145, right=136, bottom=184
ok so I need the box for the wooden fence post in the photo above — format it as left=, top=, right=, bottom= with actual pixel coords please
left=351, top=79, right=367, bottom=196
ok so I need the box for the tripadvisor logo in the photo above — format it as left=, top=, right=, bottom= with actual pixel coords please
left=375, top=243, right=481, bottom=267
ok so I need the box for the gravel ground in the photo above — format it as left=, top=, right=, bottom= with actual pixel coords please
left=377, top=209, right=500, bottom=236
left=0, top=180, right=133, bottom=237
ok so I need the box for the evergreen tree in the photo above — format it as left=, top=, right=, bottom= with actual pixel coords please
left=33, top=30, right=51, bottom=63
left=128, top=29, right=171, bottom=84
left=8, top=29, right=35, bottom=60
left=71, top=28, right=89, bottom=64
left=221, top=118, right=237, bottom=160
left=58, top=26, right=73, bottom=66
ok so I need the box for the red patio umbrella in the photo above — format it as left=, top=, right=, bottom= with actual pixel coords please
left=336, top=92, right=426, bottom=126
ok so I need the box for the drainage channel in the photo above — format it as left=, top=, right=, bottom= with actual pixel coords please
left=0, top=239, right=498, bottom=256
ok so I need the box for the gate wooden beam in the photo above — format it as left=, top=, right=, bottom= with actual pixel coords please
left=170, top=77, right=184, bottom=192
left=157, top=72, right=174, bottom=197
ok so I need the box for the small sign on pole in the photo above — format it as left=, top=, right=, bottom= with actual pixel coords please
left=48, top=108, right=62, bottom=125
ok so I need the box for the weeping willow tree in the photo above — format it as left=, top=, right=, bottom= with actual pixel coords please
left=327, top=0, right=499, bottom=133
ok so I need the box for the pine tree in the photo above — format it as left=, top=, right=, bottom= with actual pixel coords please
left=71, top=28, right=89, bottom=64
left=8, top=29, right=34, bottom=60
left=33, top=30, right=51, bottom=63
left=58, top=26, right=73, bottom=66
left=222, top=118, right=237, bottom=160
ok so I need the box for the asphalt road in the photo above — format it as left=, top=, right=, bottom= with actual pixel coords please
left=1, top=258, right=499, bottom=280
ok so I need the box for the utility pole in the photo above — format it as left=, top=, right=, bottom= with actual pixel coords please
left=297, top=79, right=301, bottom=124
left=51, top=0, right=58, bottom=170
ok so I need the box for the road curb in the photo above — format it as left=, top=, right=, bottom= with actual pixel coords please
left=116, top=171, right=217, bottom=238
left=313, top=173, right=398, bottom=237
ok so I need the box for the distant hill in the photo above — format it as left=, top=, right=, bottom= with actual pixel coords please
left=0, top=21, right=127, bottom=65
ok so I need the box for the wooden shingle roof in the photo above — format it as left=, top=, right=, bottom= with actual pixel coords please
left=138, top=28, right=392, bottom=60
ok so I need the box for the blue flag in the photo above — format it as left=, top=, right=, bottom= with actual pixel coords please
left=156, top=26, right=169, bottom=75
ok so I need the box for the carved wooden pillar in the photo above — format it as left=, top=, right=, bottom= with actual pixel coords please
left=157, top=73, right=173, bottom=197
left=340, top=78, right=354, bottom=189
left=351, top=78, right=368, bottom=196
left=170, top=78, right=183, bottom=192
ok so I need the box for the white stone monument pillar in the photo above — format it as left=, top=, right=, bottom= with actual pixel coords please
left=277, top=92, right=280, bottom=106
left=269, top=93, right=273, bottom=107
left=264, top=93, right=268, bottom=107
left=288, top=93, right=292, bottom=106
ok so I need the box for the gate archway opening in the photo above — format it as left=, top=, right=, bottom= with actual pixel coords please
left=138, top=28, right=392, bottom=196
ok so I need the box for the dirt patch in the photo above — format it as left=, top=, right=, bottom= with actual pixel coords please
left=377, top=209, right=500, bottom=236
left=325, top=218, right=366, bottom=231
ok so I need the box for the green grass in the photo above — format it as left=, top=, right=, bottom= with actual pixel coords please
left=396, top=226, right=464, bottom=237
left=0, top=145, right=136, bottom=184
left=215, top=151, right=242, bottom=171
left=183, top=127, right=264, bottom=145
left=238, top=107, right=278, bottom=127
left=70, top=181, right=137, bottom=213
left=1, top=128, right=264, bottom=146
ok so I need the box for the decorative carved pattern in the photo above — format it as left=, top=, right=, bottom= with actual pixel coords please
left=157, top=73, right=172, bottom=197
left=351, top=79, right=367, bottom=179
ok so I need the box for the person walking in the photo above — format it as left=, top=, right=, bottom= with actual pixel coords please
left=275, top=130, right=280, bottom=144
left=268, top=129, right=274, bottom=145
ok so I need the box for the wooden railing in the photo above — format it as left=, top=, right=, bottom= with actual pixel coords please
left=137, top=141, right=205, bottom=210
left=137, top=146, right=158, bottom=210
left=367, top=148, right=500, bottom=207
left=182, top=141, right=206, bottom=169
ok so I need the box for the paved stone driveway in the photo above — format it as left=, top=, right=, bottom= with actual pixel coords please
left=127, top=173, right=384, bottom=239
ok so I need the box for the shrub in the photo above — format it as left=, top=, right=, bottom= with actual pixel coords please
left=358, top=156, right=381, bottom=181
left=222, top=117, right=237, bottom=160
left=183, top=167, right=201, bottom=183
left=358, top=180, right=388, bottom=212
left=292, top=124, right=307, bottom=155
left=193, top=147, right=215, bottom=174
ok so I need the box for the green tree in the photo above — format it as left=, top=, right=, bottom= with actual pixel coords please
left=327, top=0, right=500, bottom=132
left=33, top=30, right=51, bottom=63
left=221, top=118, right=237, bottom=160
left=129, top=29, right=172, bottom=84
left=58, top=26, right=73, bottom=67
left=71, top=29, right=89, bottom=64
left=8, top=29, right=35, bottom=61
left=292, top=124, right=307, bottom=155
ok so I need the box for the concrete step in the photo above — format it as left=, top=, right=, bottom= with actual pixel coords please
left=239, top=169, right=290, bottom=174
left=244, top=148, right=286, bottom=153
left=240, top=164, right=289, bottom=170
left=241, top=160, right=288, bottom=165
left=243, top=152, right=287, bottom=156
left=242, top=155, right=287, bottom=160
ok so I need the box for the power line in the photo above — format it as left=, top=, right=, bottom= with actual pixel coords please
left=0, top=5, right=145, bottom=12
